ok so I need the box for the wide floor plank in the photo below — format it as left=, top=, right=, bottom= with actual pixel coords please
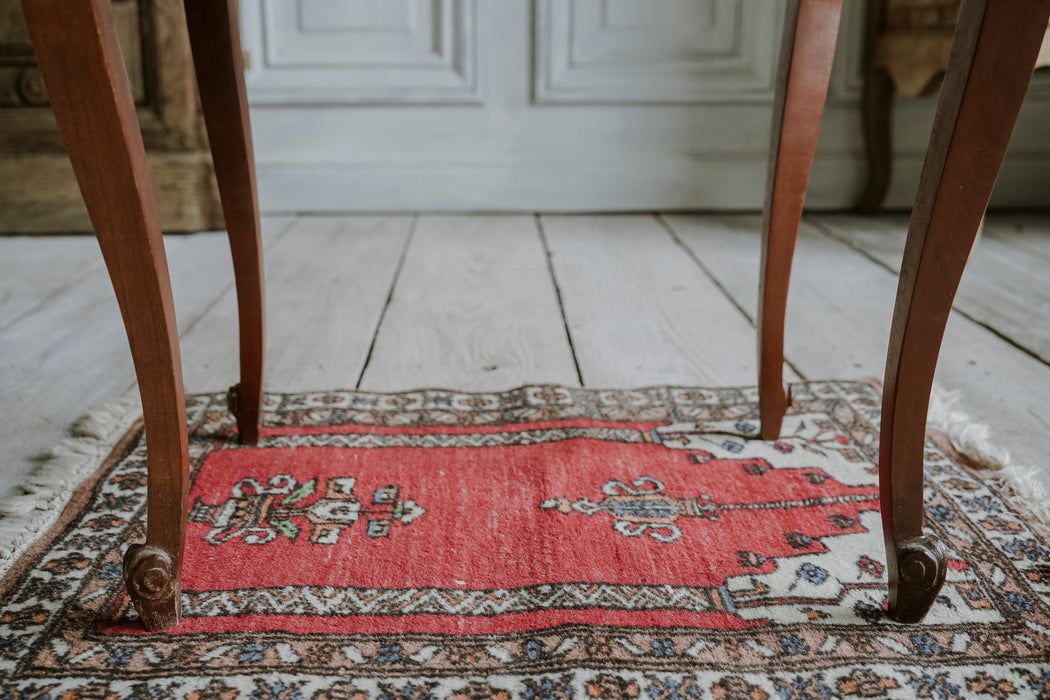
left=0, top=217, right=292, bottom=496
left=0, top=236, right=103, bottom=332
left=815, top=214, right=1050, bottom=364
left=983, top=214, right=1050, bottom=263
left=542, top=214, right=769, bottom=387
left=667, top=215, right=896, bottom=380
left=182, top=215, right=413, bottom=393
left=360, top=215, right=579, bottom=391
left=668, top=214, right=1050, bottom=480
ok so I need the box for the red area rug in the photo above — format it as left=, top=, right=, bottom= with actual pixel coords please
left=2, top=381, right=1049, bottom=698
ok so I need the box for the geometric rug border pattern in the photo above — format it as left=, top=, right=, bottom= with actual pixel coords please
left=2, top=381, right=1049, bottom=698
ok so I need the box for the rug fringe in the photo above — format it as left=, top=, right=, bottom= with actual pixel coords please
left=928, top=386, right=1050, bottom=525
left=0, top=391, right=142, bottom=576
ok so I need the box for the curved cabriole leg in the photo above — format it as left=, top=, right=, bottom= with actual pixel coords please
left=758, top=0, right=843, bottom=440
left=881, top=0, right=1050, bottom=623
left=183, top=0, right=265, bottom=445
left=22, top=0, right=189, bottom=630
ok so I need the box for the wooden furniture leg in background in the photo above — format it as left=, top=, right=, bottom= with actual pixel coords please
left=858, top=0, right=893, bottom=214
left=881, top=0, right=1050, bottom=623
left=859, top=67, right=895, bottom=214
left=21, top=0, right=189, bottom=630
left=758, top=0, right=843, bottom=440
left=184, top=0, right=265, bottom=445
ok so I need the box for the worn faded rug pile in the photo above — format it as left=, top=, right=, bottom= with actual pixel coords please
left=1, top=381, right=1049, bottom=697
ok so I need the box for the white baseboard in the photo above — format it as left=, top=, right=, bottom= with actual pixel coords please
left=256, top=152, right=1050, bottom=213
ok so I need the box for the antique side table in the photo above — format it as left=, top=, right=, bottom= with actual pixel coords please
left=19, top=0, right=1050, bottom=630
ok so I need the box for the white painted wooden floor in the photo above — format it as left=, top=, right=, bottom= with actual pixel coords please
left=2, top=214, right=1049, bottom=499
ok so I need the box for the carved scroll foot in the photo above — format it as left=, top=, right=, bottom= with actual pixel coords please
left=888, top=535, right=948, bottom=623
left=123, top=544, right=181, bottom=631
left=228, top=383, right=260, bottom=445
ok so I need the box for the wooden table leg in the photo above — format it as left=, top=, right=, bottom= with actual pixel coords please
left=881, top=0, right=1050, bottom=623
left=184, top=0, right=265, bottom=445
left=758, top=0, right=843, bottom=440
left=22, top=0, right=189, bottom=630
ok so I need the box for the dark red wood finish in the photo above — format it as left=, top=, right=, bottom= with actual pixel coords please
left=21, top=0, right=189, bottom=630
left=759, top=0, right=843, bottom=440
left=183, top=0, right=266, bottom=446
left=879, top=0, right=1050, bottom=622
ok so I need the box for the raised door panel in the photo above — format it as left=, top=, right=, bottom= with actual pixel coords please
left=534, top=0, right=779, bottom=103
left=242, top=0, right=1050, bottom=210
left=243, top=0, right=481, bottom=104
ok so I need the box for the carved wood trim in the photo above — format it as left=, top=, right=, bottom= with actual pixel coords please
left=0, top=151, right=221, bottom=233
left=0, top=0, right=221, bottom=231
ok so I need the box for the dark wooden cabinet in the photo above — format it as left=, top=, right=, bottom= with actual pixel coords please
left=860, top=0, right=1050, bottom=212
left=0, top=0, right=222, bottom=232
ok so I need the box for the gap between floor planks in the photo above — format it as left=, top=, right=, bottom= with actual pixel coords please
left=801, top=213, right=1050, bottom=491
left=0, top=213, right=780, bottom=496
left=0, top=216, right=294, bottom=496
left=2, top=213, right=1048, bottom=498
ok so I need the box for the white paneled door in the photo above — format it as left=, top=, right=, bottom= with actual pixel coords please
left=240, top=0, right=1050, bottom=212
